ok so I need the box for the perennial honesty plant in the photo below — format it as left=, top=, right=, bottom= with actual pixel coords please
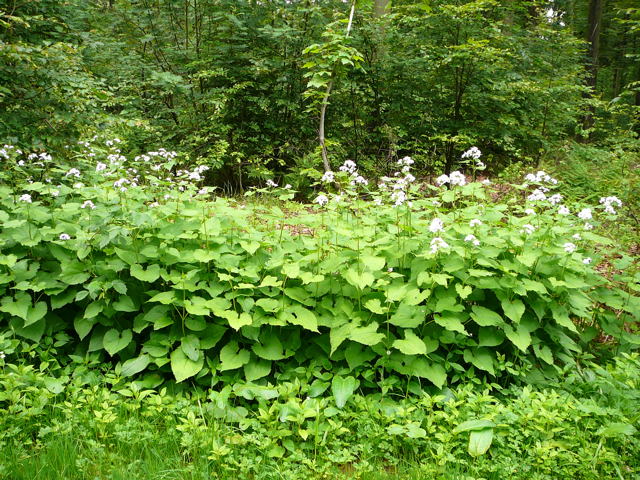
left=0, top=141, right=638, bottom=389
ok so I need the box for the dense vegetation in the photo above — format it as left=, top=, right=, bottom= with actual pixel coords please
left=1, top=0, right=639, bottom=478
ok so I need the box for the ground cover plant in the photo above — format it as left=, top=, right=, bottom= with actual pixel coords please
left=1, top=142, right=638, bottom=391
left=0, top=346, right=639, bottom=479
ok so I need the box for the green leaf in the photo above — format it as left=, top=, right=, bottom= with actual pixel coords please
left=478, top=327, right=504, bottom=347
left=219, top=341, right=250, bottom=371
left=454, top=419, right=496, bottom=433
left=469, top=429, right=493, bottom=456
left=121, top=355, right=150, bottom=377
left=103, top=329, right=133, bottom=356
left=434, top=312, right=467, bottom=334
left=504, top=324, right=531, bottom=352
left=25, top=301, right=47, bottom=326
left=455, top=284, right=473, bottom=299
left=113, top=296, right=137, bottom=312
left=349, top=322, right=384, bottom=346
left=392, top=330, right=427, bottom=355
left=597, top=423, right=636, bottom=437
left=551, top=304, right=578, bottom=333
left=344, top=268, right=374, bottom=290
left=84, top=301, right=103, bottom=319
left=256, top=298, right=281, bottom=313
left=287, top=305, right=318, bottom=332
left=148, top=291, right=176, bottom=304
left=470, top=306, right=504, bottom=327
left=468, top=348, right=495, bottom=375
left=252, top=335, right=285, bottom=360
left=331, top=375, right=359, bottom=408
left=420, top=362, right=446, bottom=388
left=181, top=335, right=201, bottom=362
left=171, top=348, right=203, bottom=382
left=130, top=264, right=161, bottom=282
left=219, top=310, right=253, bottom=330
left=74, top=316, right=94, bottom=340
left=364, top=298, right=386, bottom=314
left=244, top=358, right=271, bottom=382
left=0, top=293, right=30, bottom=320
left=361, top=255, right=385, bottom=271
left=501, top=298, right=525, bottom=323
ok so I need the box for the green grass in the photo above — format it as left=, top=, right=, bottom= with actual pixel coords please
left=1, top=354, right=639, bottom=480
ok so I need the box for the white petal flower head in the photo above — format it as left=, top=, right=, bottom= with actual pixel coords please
left=469, top=219, right=482, bottom=227
left=350, top=175, right=368, bottom=186
left=558, top=205, right=570, bottom=215
left=429, top=218, right=444, bottom=233
left=524, top=208, right=536, bottom=216
left=577, top=208, right=592, bottom=220
left=464, top=234, right=480, bottom=246
left=584, top=222, right=594, bottom=230
left=563, top=242, right=576, bottom=253
left=19, top=194, right=32, bottom=203
left=548, top=193, right=563, bottom=205
left=572, top=233, right=581, bottom=240
left=96, top=162, right=107, bottom=172
left=461, top=146, right=482, bottom=160
left=59, top=233, right=71, bottom=241
left=73, top=182, right=84, bottom=189
left=436, top=174, right=450, bottom=186
left=65, top=168, right=81, bottom=178
left=482, top=179, right=491, bottom=185
left=583, top=257, right=592, bottom=265
left=521, top=224, right=535, bottom=235
left=320, top=170, right=336, bottom=183
left=449, top=171, right=466, bottom=186
left=339, top=160, right=357, bottom=175
left=266, top=179, right=278, bottom=188
left=81, top=200, right=96, bottom=210
left=315, top=194, right=329, bottom=206
left=51, top=189, right=59, bottom=197
left=284, top=184, right=292, bottom=189
left=430, top=237, right=449, bottom=254
left=527, top=189, right=546, bottom=202
left=391, top=190, right=406, bottom=206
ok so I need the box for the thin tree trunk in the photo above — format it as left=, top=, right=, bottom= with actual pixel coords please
left=582, top=0, right=603, bottom=133
left=319, top=0, right=356, bottom=172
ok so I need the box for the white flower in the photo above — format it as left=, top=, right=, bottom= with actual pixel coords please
left=321, top=171, right=335, bottom=183
left=583, top=257, right=592, bottom=265
left=600, top=196, right=622, bottom=215
left=521, top=224, right=535, bottom=235
left=81, top=200, right=95, bottom=210
left=476, top=160, right=486, bottom=169
left=339, top=160, right=357, bottom=174
left=149, top=202, right=160, bottom=208
left=315, top=194, right=328, bottom=206
left=558, top=205, right=570, bottom=215
left=373, top=197, right=383, bottom=206
left=430, top=237, right=449, bottom=254
left=464, top=234, right=480, bottom=246
left=469, top=219, right=482, bottom=227
left=73, top=182, right=84, bottom=189
left=429, top=218, right=444, bottom=233
left=198, top=188, right=207, bottom=195
left=391, top=190, right=406, bottom=206
left=572, top=233, right=581, bottom=240
left=398, top=156, right=414, bottom=166
left=525, top=170, right=557, bottom=185
left=577, top=208, right=592, bottom=220
left=527, top=189, right=546, bottom=202
left=350, top=175, right=369, bottom=186
left=266, top=179, right=278, bottom=188
left=387, top=267, right=393, bottom=272
left=449, top=171, right=466, bottom=186
left=584, top=222, right=593, bottom=230
left=65, top=168, right=81, bottom=178
left=284, top=184, right=292, bottom=189
left=548, top=193, right=563, bottom=205
left=114, top=178, right=130, bottom=188
left=461, top=146, right=482, bottom=160
left=482, top=179, right=491, bottom=185
left=96, top=162, right=107, bottom=172
left=524, top=208, right=536, bottom=216
left=51, top=189, right=59, bottom=197
left=19, top=194, right=32, bottom=203
left=563, top=242, right=576, bottom=253
left=436, top=174, right=450, bottom=186
left=0, top=351, right=5, bottom=359
left=18, top=160, right=25, bottom=166
left=59, top=233, right=71, bottom=241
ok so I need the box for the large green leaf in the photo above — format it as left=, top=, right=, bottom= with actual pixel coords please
left=103, top=329, right=133, bottom=356
left=171, top=348, right=203, bottom=382
left=392, top=331, right=427, bottom=355
left=470, top=306, right=504, bottom=327
left=331, top=375, right=359, bottom=408
left=504, top=324, right=531, bottom=352
left=219, top=341, right=250, bottom=371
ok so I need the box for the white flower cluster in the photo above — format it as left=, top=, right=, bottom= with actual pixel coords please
left=337, top=160, right=368, bottom=187
left=105, top=138, right=121, bottom=147
left=524, top=170, right=558, bottom=185
left=563, top=242, right=576, bottom=253
left=266, top=179, right=278, bottom=188
left=321, top=171, right=335, bottom=183
left=429, top=218, right=444, bottom=233
left=1, top=144, right=22, bottom=160
left=81, top=200, right=96, bottom=210
left=469, top=219, right=482, bottom=227
left=577, top=208, right=592, bottom=220
left=558, top=205, right=570, bottom=215
left=600, top=196, right=622, bottom=215
left=315, top=194, right=328, bottom=206
left=461, top=147, right=482, bottom=160
left=379, top=157, right=416, bottom=206
left=107, top=153, right=127, bottom=165
left=464, top=234, right=480, bottom=246
left=19, top=194, right=32, bottom=203
left=65, top=168, right=81, bottom=178
left=521, top=224, right=535, bottom=235
left=430, top=237, right=449, bottom=254
left=59, top=233, right=71, bottom=241
left=436, top=171, right=466, bottom=187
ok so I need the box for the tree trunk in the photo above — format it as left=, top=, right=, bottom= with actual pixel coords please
left=318, top=1, right=356, bottom=172
left=582, top=0, right=604, bottom=134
